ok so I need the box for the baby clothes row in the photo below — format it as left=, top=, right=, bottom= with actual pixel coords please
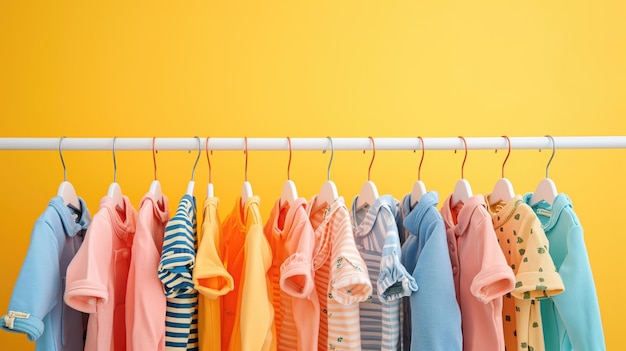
left=1, top=185, right=605, bottom=351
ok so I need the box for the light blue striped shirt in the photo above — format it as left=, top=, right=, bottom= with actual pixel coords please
left=158, top=195, right=198, bottom=351
left=351, top=195, right=417, bottom=351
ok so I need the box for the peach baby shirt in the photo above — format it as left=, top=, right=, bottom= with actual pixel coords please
left=65, top=195, right=137, bottom=351
left=126, top=193, right=170, bottom=351
left=264, top=197, right=319, bottom=351
left=440, top=194, right=516, bottom=351
left=308, top=195, right=372, bottom=351
left=485, top=195, right=564, bottom=351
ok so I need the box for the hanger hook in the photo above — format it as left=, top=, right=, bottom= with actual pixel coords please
left=545, top=135, right=556, bottom=178
left=456, top=136, right=468, bottom=179
left=206, top=136, right=213, bottom=184
left=244, top=137, right=249, bottom=182
left=498, top=135, right=511, bottom=178
left=417, top=136, right=425, bottom=180
left=364, top=136, right=376, bottom=181
left=286, top=137, right=293, bottom=180
left=323, top=136, right=334, bottom=181
left=59, top=136, right=68, bottom=181
left=152, top=137, right=158, bottom=180
left=189, top=136, right=201, bottom=182
left=112, top=137, right=118, bottom=183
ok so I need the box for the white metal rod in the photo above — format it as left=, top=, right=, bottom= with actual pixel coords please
left=0, top=136, right=625, bottom=151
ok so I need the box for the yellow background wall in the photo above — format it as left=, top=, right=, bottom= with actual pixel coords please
left=1, top=1, right=625, bottom=349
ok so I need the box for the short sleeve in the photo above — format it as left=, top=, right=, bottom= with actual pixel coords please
left=378, top=207, right=418, bottom=302
left=329, top=210, right=372, bottom=305
left=1, top=220, right=60, bottom=340
left=159, top=211, right=196, bottom=297
left=193, top=214, right=234, bottom=299
left=65, top=214, right=112, bottom=313
left=470, top=213, right=516, bottom=303
left=511, top=216, right=564, bottom=300
left=280, top=205, right=316, bottom=299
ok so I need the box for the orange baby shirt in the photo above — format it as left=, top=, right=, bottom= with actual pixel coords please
left=222, top=196, right=276, bottom=351
left=193, top=197, right=234, bottom=351
left=264, top=198, right=319, bottom=351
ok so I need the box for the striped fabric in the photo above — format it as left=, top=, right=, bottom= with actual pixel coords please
left=308, top=195, right=372, bottom=351
left=351, top=195, right=416, bottom=351
left=158, top=195, right=198, bottom=351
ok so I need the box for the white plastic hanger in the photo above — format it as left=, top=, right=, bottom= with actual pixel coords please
left=410, top=136, right=427, bottom=207
left=280, top=137, right=298, bottom=206
left=489, top=136, right=515, bottom=205
left=356, top=137, right=379, bottom=210
left=149, top=137, right=164, bottom=204
left=318, top=136, right=339, bottom=206
left=107, top=137, right=125, bottom=211
left=56, top=136, right=81, bottom=211
left=205, top=137, right=215, bottom=198
left=241, top=137, right=253, bottom=206
left=451, top=136, right=473, bottom=206
left=530, top=135, right=558, bottom=206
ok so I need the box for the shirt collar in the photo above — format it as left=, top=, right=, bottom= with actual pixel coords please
left=402, top=191, right=439, bottom=236
left=270, top=197, right=307, bottom=239
left=441, top=194, right=487, bottom=236
left=50, top=196, right=91, bottom=238
left=522, top=192, right=571, bottom=231
left=238, top=195, right=262, bottom=231
left=351, top=194, right=396, bottom=237
left=485, top=194, right=524, bottom=228
left=140, top=192, right=170, bottom=224
left=308, top=194, right=344, bottom=222
left=100, top=195, right=137, bottom=240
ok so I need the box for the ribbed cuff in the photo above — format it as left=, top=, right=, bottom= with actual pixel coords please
left=378, top=255, right=418, bottom=302
left=1, top=312, right=44, bottom=341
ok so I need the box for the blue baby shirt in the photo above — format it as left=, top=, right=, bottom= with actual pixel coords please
left=523, top=193, right=605, bottom=351
left=400, top=191, right=462, bottom=351
left=1, top=196, right=91, bottom=351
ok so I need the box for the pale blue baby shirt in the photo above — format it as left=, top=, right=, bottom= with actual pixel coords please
left=400, top=192, right=462, bottom=351
left=523, top=193, right=605, bottom=351
left=1, top=196, right=91, bottom=351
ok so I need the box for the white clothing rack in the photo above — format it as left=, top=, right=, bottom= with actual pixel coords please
left=0, top=136, right=625, bottom=151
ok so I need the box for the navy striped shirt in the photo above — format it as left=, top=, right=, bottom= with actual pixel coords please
left=158, top=195, right=198, bottom=351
